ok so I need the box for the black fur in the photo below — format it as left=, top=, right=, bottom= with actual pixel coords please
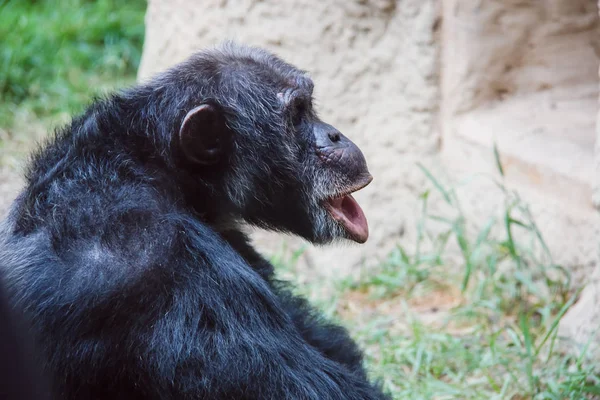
left=0, top=43, right=388, bottom=399
left=0, top=281, right=50, bottom=400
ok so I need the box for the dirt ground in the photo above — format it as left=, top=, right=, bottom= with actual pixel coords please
left=0, top=168, right=22, bottom=217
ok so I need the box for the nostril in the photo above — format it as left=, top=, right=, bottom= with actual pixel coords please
left=328, top=132, right=341, bottom=143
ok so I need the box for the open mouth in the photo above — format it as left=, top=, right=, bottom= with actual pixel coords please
left=323, top=176, right=373, bottom=243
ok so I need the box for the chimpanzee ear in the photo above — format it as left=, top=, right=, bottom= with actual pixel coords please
left=178, top=103, right=230, bottom=165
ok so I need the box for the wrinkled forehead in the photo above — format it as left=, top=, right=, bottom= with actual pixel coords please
left=229, top=59, right=313, bottom=95
left=210, top=45, right=313, bottom=90
left=184, top=44, right=316, bottom=108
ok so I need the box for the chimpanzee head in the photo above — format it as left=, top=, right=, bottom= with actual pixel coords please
left=165, top=43, right=372, bottom=244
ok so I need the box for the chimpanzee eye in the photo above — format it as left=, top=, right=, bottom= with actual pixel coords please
left=291, top=99, right=307, bottom=127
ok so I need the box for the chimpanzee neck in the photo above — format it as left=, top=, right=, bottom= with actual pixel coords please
left=18, top=87, right=233, bottom=230
left=100, top=90, right=239, bottom=223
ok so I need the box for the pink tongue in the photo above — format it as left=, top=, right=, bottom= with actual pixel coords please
left=329, top=194, right=369, bottom=243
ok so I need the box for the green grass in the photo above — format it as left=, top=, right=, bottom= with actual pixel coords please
left=0, top=0, right=146, bottom=128
left=273, top=151, right=600, bottom=399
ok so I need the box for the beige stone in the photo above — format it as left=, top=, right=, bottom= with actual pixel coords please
left=441, top=0, right=599, bottom=274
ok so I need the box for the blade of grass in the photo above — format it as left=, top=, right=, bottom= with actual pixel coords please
left=417, top=162, right=452, bottom=205
left=493, top=142, right=505, bottom=177
left=535, top=288, right=582, bottom=357
left=519, top=313, right=536, bottom=394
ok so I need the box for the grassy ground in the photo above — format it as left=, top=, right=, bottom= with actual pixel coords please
left=0, top=0, right=146, bottom=164
left=1, top=1, right=599, bottom=399
left=273, top=163, right=600, bottom=399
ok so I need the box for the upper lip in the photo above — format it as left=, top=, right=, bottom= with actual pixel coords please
left=323, top=174, right=373, bottom=201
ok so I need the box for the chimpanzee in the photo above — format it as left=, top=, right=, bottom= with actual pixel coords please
left=0, top=42, right=389, bottom=399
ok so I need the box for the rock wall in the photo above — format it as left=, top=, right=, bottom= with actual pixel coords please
left=139, top=0, right=442, bottom=277
left=441, top=0, right=600, bottom=279
left=442, top=0, right=600, bottom=115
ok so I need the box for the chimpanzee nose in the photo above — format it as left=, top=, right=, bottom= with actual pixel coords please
left=328, top=131, right=341, bottom=143
left=314, top=123, right=371, bottom=183
left=315, top=123, right=345, bottom=148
